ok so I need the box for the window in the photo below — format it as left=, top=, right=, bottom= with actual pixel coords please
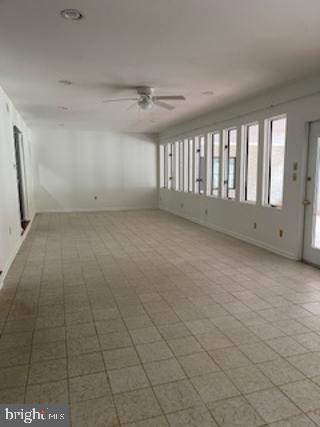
left=183, top=139, right=188, bottom=192
left=167, top=143, right=174, bottom=190
left=174, top=142, right=180, bottom=191
left=178, top=141, right=184, bottom=191
left=210, top=132, right=221, bottom=197
left=243, top=123, right=259, bottom=203
left=188, top=139, right=193, bottom=192
left=264, top=116, right=287, bottom=207
left=194, top=136, right=205, bottom=194
left=223, top=128, right=237, bottom=199
left=160, top=145, right=165, bottom=188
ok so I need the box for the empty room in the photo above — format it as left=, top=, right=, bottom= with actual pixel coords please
left=2, top=1, right=320, bottom=426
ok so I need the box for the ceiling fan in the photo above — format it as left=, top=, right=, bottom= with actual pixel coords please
left=102, top=86, right=186, bottom=111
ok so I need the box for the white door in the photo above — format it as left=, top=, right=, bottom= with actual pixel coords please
left=303, top=121, right=320, bottom=266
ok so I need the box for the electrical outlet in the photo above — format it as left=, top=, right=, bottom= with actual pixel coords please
left=279, top=229, right=284, bottom=237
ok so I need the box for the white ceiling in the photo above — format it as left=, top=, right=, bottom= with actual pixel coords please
left=1, top=0, right=320, bottom=133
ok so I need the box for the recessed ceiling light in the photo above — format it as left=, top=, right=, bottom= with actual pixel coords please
left=59, top=79, right=72, bottom=86
left=60, top=9, right=83, bottom=21
left=202, top=90, right=214, bottom=96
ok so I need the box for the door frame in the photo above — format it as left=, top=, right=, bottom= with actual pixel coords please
left=301, top=120, right=320, bottom=266
left=13, top=126, right=29, bottom=229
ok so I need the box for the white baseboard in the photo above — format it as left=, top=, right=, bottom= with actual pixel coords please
left=36, top=206, right=159, bottom=213
left=0, top=215, right=35, bottom=290
left=160, top=205, right=298, bottom=260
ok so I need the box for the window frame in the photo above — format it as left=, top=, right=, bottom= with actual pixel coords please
left=263, top=114, right=287, bottom=209
left=241, top=122, right=259, bottom=204
left=209, top=131, right=221, bottom=198
left=188, top=139, right=194, bottom=192
left=223, top=127, right=238, bottom=200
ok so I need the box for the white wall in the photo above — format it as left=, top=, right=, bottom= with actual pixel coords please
left=159, top=75, right=320, bottom=260
left=32, top=129, right=158, bottom=212
left=0, top=86, right=34, bottom=284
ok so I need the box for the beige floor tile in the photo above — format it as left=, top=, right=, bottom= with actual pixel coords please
left=71, top=397, right=118, bottom=427
left=144, top=358, right=185, bottom=385
left=225, top=364, right=273, bottom=394
left=104, top=347, right=140, bottom=370
left=167, top=405, right=218, bottom=426
left=69, top=372, right=111, bottom=403
left=99, top=331, right=132, bottom=350
left=288, top=352, right=320, bottom=377
left=31, top=341, right=66, bottom=363
left=109, top=365, right=149, bottom=393
left=122, top=416, right=169, bottom=426
left=196, top=332, right=233, bottom=351
left=67, top=335, right=100, bottom=356
left=0, top=346, right=31, bottom=368
left=130, top=327, right=162, bottom=345
left=178, top=352, right=220, bottom=377
left=158, top=323, right=191, bottom=340
left=114, top=387, right=162, bottom=424
left=68, top=352, right=105, bottom=377
left=123, top=315, right=154, bottom=331
left=246, top=388, right=301, bottom=423
left=268, top=414, right=317, bottom=426
left=0, top=387, right=25, bottom=403
left=209, top=347, right=251, bottom=370
left=266, top=336, right=307, bottom=357
left=167, top=336, right=203, bottom=356
left=25, top=380, right=68, bottom=403
left=153, top=379, right=201, bottom=413
left=238, top=342, right=279, bottom=363
left=28, top=358, right=67, bottom=384
left=281, top=379, right=320, bottom=412
left=191, top=371, right=240, bottom=403
left=136, top=341, right=173, bottom=363
left=257, top=358, right=305, bottom=386
left=208, top=396, right=265, bottom=427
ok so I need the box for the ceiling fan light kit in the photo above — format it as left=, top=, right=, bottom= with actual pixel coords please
left=103, top=86, right=186, bottom=111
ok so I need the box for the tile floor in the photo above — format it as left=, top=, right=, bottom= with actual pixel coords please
left=1, top=210, right=320, bottom=426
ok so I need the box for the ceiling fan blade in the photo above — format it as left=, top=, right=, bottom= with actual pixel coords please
left=153, top=95, right=186, bottom=101
left=103, top=97, right=139, bottom=103
left=153, top=100, right=175, bottom=111
left=126, top=102, right=138, bottom=111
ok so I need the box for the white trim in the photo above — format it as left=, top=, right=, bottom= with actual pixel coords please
left=160, top=205, right=298, bottom=260
left=36, top=206, right=158, bottom=213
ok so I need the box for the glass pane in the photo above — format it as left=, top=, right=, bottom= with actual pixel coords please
left=179, top=142, right=184, bottom=191
left=199, top=136, right=205, bottom=194
left=228, top=129, right=237, bottom=199
left=269, top=117, right=286, bottom=207
left=160, top=145, right=164, bottom=188
left=245, top=124, right=259, bottom=202
left=188, top=140, right=193, bottom=192
left=212, top=133, right=220, bottom=197
left=168, top=144, right=173, bottom=190
left=183, top=139, right=188, bottom=192
left=174, top=142, right=179, bottom=191
left=312, top=138, right=320, bottom=249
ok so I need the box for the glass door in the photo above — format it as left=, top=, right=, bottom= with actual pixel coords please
left=303, top=121, right=320, bottom=265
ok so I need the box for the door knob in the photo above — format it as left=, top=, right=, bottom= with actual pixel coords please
left=303, top=199, right=311, bottom=206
